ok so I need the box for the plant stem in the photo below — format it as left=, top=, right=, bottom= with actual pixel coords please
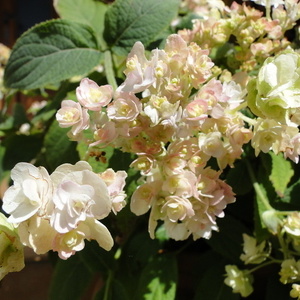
left=103, top=270, right=113, bottom=300
left=248, top=259, right=279, bottom=274
left=104, top=50, right=118, bottom=91
left=245, top=160, right=273, bottom=211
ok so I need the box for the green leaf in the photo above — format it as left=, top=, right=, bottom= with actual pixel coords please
left=206, top=215, right=250, bottom=264
left=194, top=256, right=240, bottom=300
left=78, top=240, right=115, bottom=274
left=43, top=120, right=79, bottom=172
left=226, top=160, right=252, bottom=195
left=54, top=0, right=108, bottom=49
left=265, top=273, right=291, bottom=300
left=253, top=182, right=271, bottom=242
left=2, top=133, right=43, bottom=170
left=104, top=0, right=180, bottom=55
left=281, top=179, right=300, bottom=209
left=94, top=279, right=130, bottom=300
left=269, top=152, right=294, bottom=197
left=48, top=254, right=93, bottom=300
left=76, top=138, right=115, bottom=173
left=135, top=253, right=178, bottom=300
left=4, top=19, right=101, bottom=90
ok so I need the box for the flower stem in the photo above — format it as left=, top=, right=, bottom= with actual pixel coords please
left=248, top=259, right=279, bottom=274
left=104, top=50, right=118, bottom=91
left=245, top=160, right=273, bottom=211
left=103, top=270, right=113, bottom=300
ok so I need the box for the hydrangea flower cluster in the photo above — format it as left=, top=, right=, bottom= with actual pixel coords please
left=2, top=161, right=127, bottom=259
left=179, top=0, right=300, bottom=72
left=56, top=34, right=255, bottom=241
left=247, top=50, right=300, bottom=163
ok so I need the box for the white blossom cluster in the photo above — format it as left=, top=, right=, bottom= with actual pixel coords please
left=2, top=161, right=127, bottom=259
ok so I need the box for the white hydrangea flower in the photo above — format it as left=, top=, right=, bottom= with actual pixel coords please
left=240, top=233, right=270, bottom=264
left=50, top=161, right=112, bottom=233
left=224, top=265, right=254, bottom=297
left=0, top=213, right=24, bottom=280
left=2, top=163, right=53, bottom=223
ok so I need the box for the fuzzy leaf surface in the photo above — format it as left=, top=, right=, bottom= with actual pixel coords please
left=4, top=19, right=101, bottom=90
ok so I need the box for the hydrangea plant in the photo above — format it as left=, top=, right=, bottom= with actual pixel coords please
left=2, top=0, right=300, bottom=299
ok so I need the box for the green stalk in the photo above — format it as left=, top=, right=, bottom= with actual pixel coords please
left=245, top=159, right=273, bottom=211
left=104, top=50, right=118, bottom=91
left=265, top=0, right=271, bottom=20
left=103, top=270, right=113, bottom=300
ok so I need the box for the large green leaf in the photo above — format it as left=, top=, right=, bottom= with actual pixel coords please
left=48, top=254, right=93, bottom=300
left=2, top=133, right=43, bottom=170
left=206, top=215, right=250, bottom=264
left=103, top=0, right=180, bottom=55
left=269, top=152, right=294, bottom=197
left=54, top=0, right=108, bottom=49
left=194, top=255, right=240, bottom=300
left=43, top=120, right=79, bottom=172
left=4, top=19, right=101, bottom=90
left=135, top=253, right=178, bottom=300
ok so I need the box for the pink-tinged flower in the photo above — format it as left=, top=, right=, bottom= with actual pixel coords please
left=186, top=43, right=214, bottom=87
left=18, top=215, right=57, bottom=255
left=162, top=170, right=197, bottom=198
left=117, top=42, right=156, bottom=93
left=143, top=95, right=180, bottom=126
left=56, top=100, right=89, bottom=135
left=183, top=98, right=208, bottom=121
left=161, top=195, right=194, bottom=222
left=76, top=78, right=113, bottom=111
left=198, top=131, right=226, bottom=158
left=131, top=181, right=162, bottom=215
left=130, top=155, right=156, bottom=176
left=107, top=92, right=142, bottom=122
left=92, top=121, right=117, bottom=147
left=284, top=133, right=300, bottom=163
left=163, top=220, right=190, bottom=241
left=99, top=169, right=127, bottom=214
left=53, top=218, right=114, bottom=259
left=2, top=163, right=53, bottom=223
left=50, top=161, right=111, bottom=233
left=251, top=118, right=284, bottom=156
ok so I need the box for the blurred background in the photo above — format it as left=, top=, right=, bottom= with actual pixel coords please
left=0, top=1, right=55, bottom=299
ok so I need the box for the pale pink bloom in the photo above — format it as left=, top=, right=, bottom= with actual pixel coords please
left=199, top=131, right=226, bottom=158
left=161, top=195, right=194, bottom=222
left=162, top=154, right=187, bottom=176
left=2, top=163, right=53, bottom=223
left=144, top=95, right=180, bottom=126
left=130, top=181, right=162, bottom=215
left=162, top=170, right=197, bottom=198
left=186, top=43, right=214, bottom=87
left=117, top=42, right=156, bottom=93
left=163, top=220, right=190, bottom=241
left=99, top=169, right=127, bottom=214
left=52, top=218, right=113, bottom=259
left=76, top=78, right=113, bottom=111
left=91, top=121, right=117, bottom=147
left=107, top=92, right=142, bottom=121
left=56, top=100, right=89, bottom=135
left=251, top=118, right=284, bottom=156
left=18, top=215, right=57, bottom=254
left=50, top=161, right=111, bottom=233
left=183, top=98, right=208, bottom=121
left=130, top=155, right=155, bottom=176
left=53, top=227, right=86, bottom=259
left=284, top=133, right=300, bottom=163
